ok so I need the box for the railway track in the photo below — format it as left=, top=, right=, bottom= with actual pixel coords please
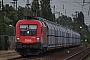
left=64, top=47, right=90, bottom=60
left=7, top=56, right=21, bottom=60
left=8, top=46, right=90, bottom=60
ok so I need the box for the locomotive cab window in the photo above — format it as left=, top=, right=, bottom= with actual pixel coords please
left=20, top=24, right=37, bottom=36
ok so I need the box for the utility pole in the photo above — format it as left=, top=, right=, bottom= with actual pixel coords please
left=0, top=1, right=1, bottom=10
left=63, top=4, right=64, bottom=15
left=51, top=5, right=55, bottom=22
left=26, top=0, right=31, bottom=16
left=83, top=0, right=85, bottom=6
left=35, top=1, right=38, bottom=17
left=16, top=0, right=17, bottom=10
left=89, top=5, right=90, bottom=11
left=53, top=5, right=55, bottom=22
left=2, top=0, right=4, bottom=22
left=56, top=11, right=60, bottom=24
left=58, top=11, right=60, bottom=16
left=88, top=11, right=89, bottom=16
left=65, top=10, right=66, bottom=14
left=75, top=11, right=78, bottom=18
left=88, top=2, right=90, bottom=25
left=82, top=0, right=85, bottom=12
left=2, top=0, right=4, bottom=35
left=11, top=1, right=15, bottom=9
left=83, top=0, right=90, bottom=25
left=11, top=0, right=18, bottom=10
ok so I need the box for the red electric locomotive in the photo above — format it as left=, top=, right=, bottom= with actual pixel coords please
left=15, top=18, right=47, bottom=56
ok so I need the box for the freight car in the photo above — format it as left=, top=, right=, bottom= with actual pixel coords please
left=15, top=17, right=80, bottom=56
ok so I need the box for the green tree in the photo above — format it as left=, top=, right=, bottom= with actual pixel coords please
left=31, top=0, right=40, bottom=17
left=0, top=4, right=18, bottom=36
left=18, top=6, right=24, bottom=19
left=73, top=11, right=90, bottom=44
left=77, top=12, right=85, bottom=25
left=4, top=4, right=18, bottom=26
left=57, top=15, right=72, bottom=27
left=40, top=0, right=53, bottom=21
left=24, top=6, right=31, bottom=16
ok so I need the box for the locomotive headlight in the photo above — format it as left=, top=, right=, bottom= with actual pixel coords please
left=37, top=38, right=40, bottom=42
left=27, top=30, right=29, bottom=34
left=17, top=37, right=20, bottom=42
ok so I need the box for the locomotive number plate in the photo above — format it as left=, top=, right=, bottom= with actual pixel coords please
left=25, top=39, right=32, bottom=42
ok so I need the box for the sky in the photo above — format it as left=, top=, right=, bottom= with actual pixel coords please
left=51, top=0, right=90, bottom=26
left=0, top=0, right=90, bottom=26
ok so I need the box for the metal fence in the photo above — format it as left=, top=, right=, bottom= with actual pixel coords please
left=8, top=36, right=15, bottom=50
left=0, top=35, right=15, bottom=50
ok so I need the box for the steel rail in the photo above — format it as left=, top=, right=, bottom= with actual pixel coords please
left=64, top=47, right=90, bottom=60
left=80, top=51, right=90, bottom=60
left=7, top=56, right=21, bottom=60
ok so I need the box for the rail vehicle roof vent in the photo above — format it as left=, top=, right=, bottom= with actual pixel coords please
left=24, top=16, right=38, bottom=20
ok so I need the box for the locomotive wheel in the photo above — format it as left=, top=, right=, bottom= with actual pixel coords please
left=42, top=47, right=47, bottom=53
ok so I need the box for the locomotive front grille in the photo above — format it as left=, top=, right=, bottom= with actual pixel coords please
left=16, top=42, right=22, bottom=49
left=16, top=42, right=42, bottom=49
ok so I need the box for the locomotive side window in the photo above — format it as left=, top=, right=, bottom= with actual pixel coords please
left=20, top=24, right=37, bottom=36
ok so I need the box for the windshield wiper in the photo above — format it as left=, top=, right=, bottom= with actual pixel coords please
left=29, top=27, right=34, bottom=36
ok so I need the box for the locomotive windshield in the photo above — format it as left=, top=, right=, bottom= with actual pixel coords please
left=20, top=24, right=37, bottom=36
